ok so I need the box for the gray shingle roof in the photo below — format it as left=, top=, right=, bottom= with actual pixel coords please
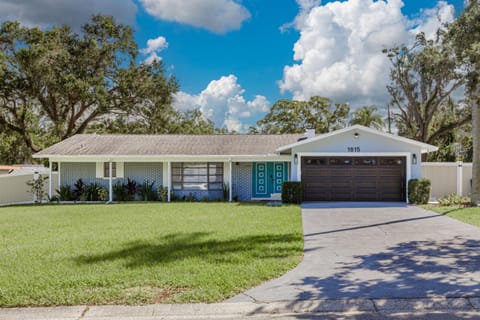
left=33, top=134, right=305, bottom=157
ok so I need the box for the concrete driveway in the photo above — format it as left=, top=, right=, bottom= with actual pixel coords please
left=229, top=203, right=480, bottom=303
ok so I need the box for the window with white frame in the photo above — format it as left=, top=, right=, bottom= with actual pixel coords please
left=172, top=162, right=223, bottom=191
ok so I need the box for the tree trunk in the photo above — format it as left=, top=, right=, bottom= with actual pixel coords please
left=471, top=84, right=480, bottom=205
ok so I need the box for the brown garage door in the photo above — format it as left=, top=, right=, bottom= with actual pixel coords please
left=302, top=157, right=406, bottom=202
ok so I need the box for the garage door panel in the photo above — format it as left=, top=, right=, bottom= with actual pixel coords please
left=302, top=156, right=405, bottom=202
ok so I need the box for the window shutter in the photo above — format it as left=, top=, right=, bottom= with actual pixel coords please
left=95, top=162, right=103, bottom=178
left=117, top=162, right=124, bottom=178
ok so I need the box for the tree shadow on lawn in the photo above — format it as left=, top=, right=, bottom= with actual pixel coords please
left=75, top=232, right=302, bottom=268
left=294, top=236, right=480, bottom=300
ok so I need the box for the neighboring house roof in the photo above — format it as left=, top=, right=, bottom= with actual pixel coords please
left=277, top=125, right=439, bottom=154
left=0, top=165, right=20, bottom=174
left=33, top=134, right=305, bottom=158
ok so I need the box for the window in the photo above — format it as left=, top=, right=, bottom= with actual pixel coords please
left=172, top=162, right=223, bottom=191
left=103, top=162, right=117, bottom=178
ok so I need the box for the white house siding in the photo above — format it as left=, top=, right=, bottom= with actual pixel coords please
left=290, top=130, right=423, bottom=181
left=232, top=162, right=252, bottom=201
left=124, top=162, right=163, bottom=189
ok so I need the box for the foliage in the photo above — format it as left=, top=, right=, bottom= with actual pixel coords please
left=408, top=179, right=431, bottom=205
left=157, top=186, right=168, bottom=202
left=184, top=193, right=196, bottom=202
left=438, top=193, right=472, bottom=207
left=254, top=96, right=349, bottom=134
left=73, top=179, right=86, bottom=201
left=447, top=0, right=480, bottom=203
left=138, top=180, right=157, bottom=201
left=281, top=181, right=303, bottom=204
left=113, top=182, right=129, bottom=201
left=223, top=183, right=229, bottom=201
left=56, top=185, right=73, bottom=201
left=0, top=203, right=302, bottom=306
left=126, top=178, right=138, bottom=201
left=349, top=106, right=384, bottom=130
left=26, top=175, right=48, bottom=203
left=384, top=33, right=471, bottom=161
left=80, top=183, right=106, bottom=202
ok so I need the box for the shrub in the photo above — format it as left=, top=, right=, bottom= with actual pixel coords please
left=26, top=175, right=48, bottom=203
left=126, top=178, right=137, bottom=201
left=73, top=179, right=85, bottom=201
left=113, top=182, right=128, bottom=201
left=158, top=186, right=168, bottom=202
left=281, top=181, right=303, bottom=204
left=438, top=193, right=471, bottom=207
left=98, top=188, right=109, bottom=201
left=81, top=183, right=104, bottom=201
left=139, top=180, right=157, bottom=201
left=408, top=179, right=431, bottom=204
left=57, top=185, right=73, bottom=201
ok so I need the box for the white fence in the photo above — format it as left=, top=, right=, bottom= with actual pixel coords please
left=0, top=172, right=58, bottom=205
left=421, top=162, right=472, bottom=201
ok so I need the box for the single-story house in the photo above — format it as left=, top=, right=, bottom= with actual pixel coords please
left=33, top=125, right=438, bottom=203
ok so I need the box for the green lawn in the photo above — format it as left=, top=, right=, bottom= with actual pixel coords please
left=422, top=205, right=480, bottom=227
left=0, top=203, right=303, bottom=307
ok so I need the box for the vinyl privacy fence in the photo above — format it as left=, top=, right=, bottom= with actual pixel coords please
left=421, top=162, right=472, bottom=201
left=0, top=173, right=58, bottom=205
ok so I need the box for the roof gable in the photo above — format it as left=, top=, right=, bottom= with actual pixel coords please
left=277, top=125, right=438, bottom=154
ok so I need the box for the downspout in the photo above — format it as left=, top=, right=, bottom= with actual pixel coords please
left=48, top=160, right=53, bottom=199
left=229, top=159, right=232, bottom=202
left=108, top=160, right=113, bottom=203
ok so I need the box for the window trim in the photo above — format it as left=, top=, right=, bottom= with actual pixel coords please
left=172, top=162, right=223, bottom=191
left=103, top=162, right=117, bottom=178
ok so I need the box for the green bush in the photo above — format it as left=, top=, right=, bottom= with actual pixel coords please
left=56, top=185, right=73, bottom=201
left=408, top=179, right=431, bottom=204
left=281, top=181, right=302, bottom=204
left=139, top=180, right=157, bottom=201
left=158, top=186, right=168, bottom=202
left=113, top=182, right=128, bottom=201
left=438, top=193, right=471, bottom=207
left=81, top=183, right=105, bottom=201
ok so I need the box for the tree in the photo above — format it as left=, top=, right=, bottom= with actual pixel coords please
left=255, top=96, right=350, bottom=134
left=349, top=106, right=384, bottom=130
left=0, top=16, right=178, bottom=161
left=447, top=0, right=480, bottom=203
left=384, top=32, right=471, bottom=159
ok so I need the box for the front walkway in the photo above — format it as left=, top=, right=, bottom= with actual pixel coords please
left=228, top=203, right=480, bottom=302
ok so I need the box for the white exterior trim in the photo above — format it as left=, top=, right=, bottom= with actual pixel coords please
left=48, top=161, right=53, bottom=199
left=108, top=160, right=113, bottom=203
left=277, top=125, right=438, bottom=154
left=167, top=161, right=171, bottom=202
left=35, top=155, right=291, bottom=162
left=229, top=159, right=232, bottom=202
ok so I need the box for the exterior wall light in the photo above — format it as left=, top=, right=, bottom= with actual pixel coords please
left=354, top=132, right=360, bottom=139
left=294, top=154, right=298, bottom=165
left=412, top=153, right=417, bottom=165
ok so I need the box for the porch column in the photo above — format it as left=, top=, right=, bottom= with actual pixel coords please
left=108, top=160, right=113, bottom=203
left=167, top=161, right=171, bottom=202
left=229, top=160, right=232, bottom=202
left=57, top=162, right=61, bottom=188
left=48, top=161, right=53, bottom=199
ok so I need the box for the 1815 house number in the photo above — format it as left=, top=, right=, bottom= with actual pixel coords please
left=347, top=147, right=360, bottom=152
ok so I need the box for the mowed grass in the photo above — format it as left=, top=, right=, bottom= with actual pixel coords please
left=0, top=203, right=303, bottom=307
left=423, top=205, right=480, bottom=227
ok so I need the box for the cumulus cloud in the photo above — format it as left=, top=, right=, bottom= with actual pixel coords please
left=279, top=0, right=455, bottom=107
left=0, top=0, right=137, bottom=29
left=141, top=36, right=168, bottom=64
left=173, top=75, right=269, bottom=132
left=139, top=0, right=250, bottom=34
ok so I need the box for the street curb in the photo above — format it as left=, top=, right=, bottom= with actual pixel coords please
left=1, top=297, right=480, bottom=319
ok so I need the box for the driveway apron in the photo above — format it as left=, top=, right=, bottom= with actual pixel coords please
left=228, top=203, right=480, bottom=302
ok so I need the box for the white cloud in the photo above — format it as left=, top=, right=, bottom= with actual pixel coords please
left=141, top=36, right=168, bottom=64
left=173, top=75, right=269, bottom=132
left=139, top=0, right=250, bottom=34
left=279, top=0, right=455, bottom=107
left=0, top=0, right=137, bottom=29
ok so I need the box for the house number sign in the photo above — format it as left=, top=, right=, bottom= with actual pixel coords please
left=347, top=147, right=360, bottom=152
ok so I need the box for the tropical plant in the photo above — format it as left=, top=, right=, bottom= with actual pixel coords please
left=349, top=106, right=384, bottom=130
left=138, top=180, right=157, bottom=201
left=157, top=186, right=169, bottom=202
left=113, top=182, right=129, bottom=201
left=80, top=183, right=104, bottom=201
left=56, top=185, right=73, bottom=201
left=73, top=179, right=85, bottom=201
left=126, top=178, right=138, bottom=201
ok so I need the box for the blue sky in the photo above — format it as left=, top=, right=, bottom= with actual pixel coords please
left=0, top=0, right=466, bottom=131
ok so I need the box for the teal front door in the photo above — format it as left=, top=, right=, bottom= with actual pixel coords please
left=252, top=162, right=289, bottom=198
